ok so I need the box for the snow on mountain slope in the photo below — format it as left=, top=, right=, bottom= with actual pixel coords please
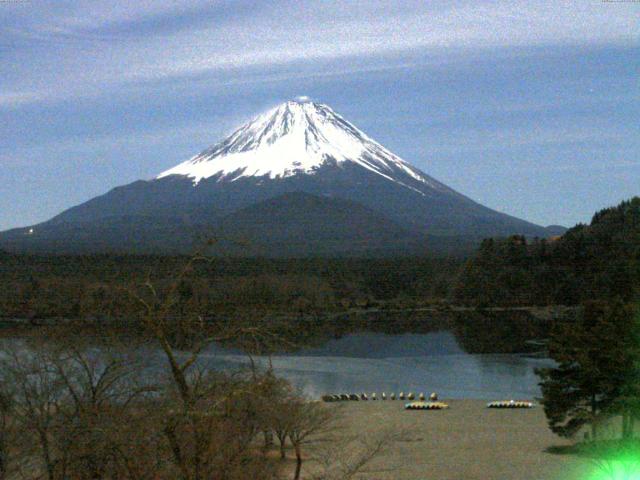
left=0, top=98, right=559, bottom=256
left=157, top=99, right=448, bottom=195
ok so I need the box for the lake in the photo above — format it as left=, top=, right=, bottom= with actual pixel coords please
left=173, top=311, right=556, bottom=400
left=2, top=310, right=557, bottom=400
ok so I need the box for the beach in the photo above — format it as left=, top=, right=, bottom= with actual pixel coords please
left=304, top=400, right=593, bottom=480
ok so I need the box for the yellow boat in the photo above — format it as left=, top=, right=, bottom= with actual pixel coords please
left=487, top=400, right=534, bottom=409
left=404, top=401, right=449, bottom=410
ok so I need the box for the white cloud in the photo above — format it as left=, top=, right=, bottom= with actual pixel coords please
left=0, top=114, right=252, bottom=174
left=0, top=90, right=48, bottom=108
left=2, top=0, right=638, bottom=108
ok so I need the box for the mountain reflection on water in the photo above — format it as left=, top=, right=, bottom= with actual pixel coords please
left=2, top=310, right=557, bottom=400
left=193, top=310, right=556, bottom=400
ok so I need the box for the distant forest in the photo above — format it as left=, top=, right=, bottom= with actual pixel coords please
left=0, top=253, right=459, bottom=321
left=454, top=197, right=640, bottom=307
left=1, top=197, right=638, bottom=321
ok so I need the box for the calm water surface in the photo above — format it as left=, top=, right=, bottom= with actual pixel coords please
left=4, top=312, right=555, bottom=400
left=188, top=329, right=553, bottom=400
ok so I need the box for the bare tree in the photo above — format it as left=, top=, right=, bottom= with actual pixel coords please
left=310, top=431, right=401, bottom=480
left=287, top=401, right=336, bottom=480
left=0, top=331, right=162, bottom=480
left=130, top=252, right=282, bottom=480
left=0, top=380, right=14, bottom=480
left=256, top=372, right=297, bottom=460
left=1, top=346, right=63, bottom=480
left=47, top=338, right=155, bottom=480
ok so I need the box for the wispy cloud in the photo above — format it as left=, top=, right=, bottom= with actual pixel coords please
left=1, top=1, right=638, bottom=231
left=424, top=123, right=635, bottom=152
left=0, top=116, right=248, bottom=171
left=2, top=0, right=637, bottom=108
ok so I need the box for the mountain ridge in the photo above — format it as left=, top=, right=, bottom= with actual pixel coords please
left=0, top=99, right=564, bottom=256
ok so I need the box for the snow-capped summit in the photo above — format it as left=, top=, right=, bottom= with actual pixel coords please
left=0, top=99, right=558, bottom=256
left=157, top=99, right=445, bottom=193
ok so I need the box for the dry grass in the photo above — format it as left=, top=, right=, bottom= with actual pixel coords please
left=305, top=400, right=594, bottom=480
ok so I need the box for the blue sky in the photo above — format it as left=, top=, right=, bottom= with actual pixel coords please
left=1, top=0, right=638, bottom=231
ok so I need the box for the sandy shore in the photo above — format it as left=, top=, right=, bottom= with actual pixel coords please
left=308, top=400, right=593, bottom=480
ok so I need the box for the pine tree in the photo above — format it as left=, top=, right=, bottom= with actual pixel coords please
left=610, top=306, right=640, bottom=439
left=537, top=300, right=638, bottom=439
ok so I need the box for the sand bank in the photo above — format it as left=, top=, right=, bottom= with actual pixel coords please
left=312, top=400, right=593, bottom=480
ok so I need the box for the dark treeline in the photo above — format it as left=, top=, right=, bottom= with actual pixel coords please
left=4, top=197, right=640, bottom=322
left=479, top=198, right=640, bottom=448
left=454, top=197, right=640, bottom=307
left=450, top=198, right=640, bottom=447
left=0, top=253, right=460, bottom=321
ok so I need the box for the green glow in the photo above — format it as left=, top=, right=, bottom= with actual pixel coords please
left=588, top=453, right=640, bottom=480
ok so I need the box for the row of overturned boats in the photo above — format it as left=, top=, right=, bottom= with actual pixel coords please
left=322, top=392, right=438, bottom=402
left=322, top=393, right=535, bottom=410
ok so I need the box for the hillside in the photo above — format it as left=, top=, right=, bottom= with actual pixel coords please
left=454, top=197, right=640, bottom=306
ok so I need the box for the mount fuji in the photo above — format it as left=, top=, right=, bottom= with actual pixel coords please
left=0, top=99, right=562, bottom=256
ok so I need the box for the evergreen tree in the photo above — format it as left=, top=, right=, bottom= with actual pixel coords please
left=610, top=306, right=640, bottom=439
left=537, top=300, right=639, bottom=439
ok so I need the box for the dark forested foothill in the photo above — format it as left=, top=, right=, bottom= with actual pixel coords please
left=3, top=197, right=640, bottom=324
left=450, top=198, right=640, bottom=445
left=0, top=254, right=461, bottom=323
left=454, top=197, right=640, bottom=307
